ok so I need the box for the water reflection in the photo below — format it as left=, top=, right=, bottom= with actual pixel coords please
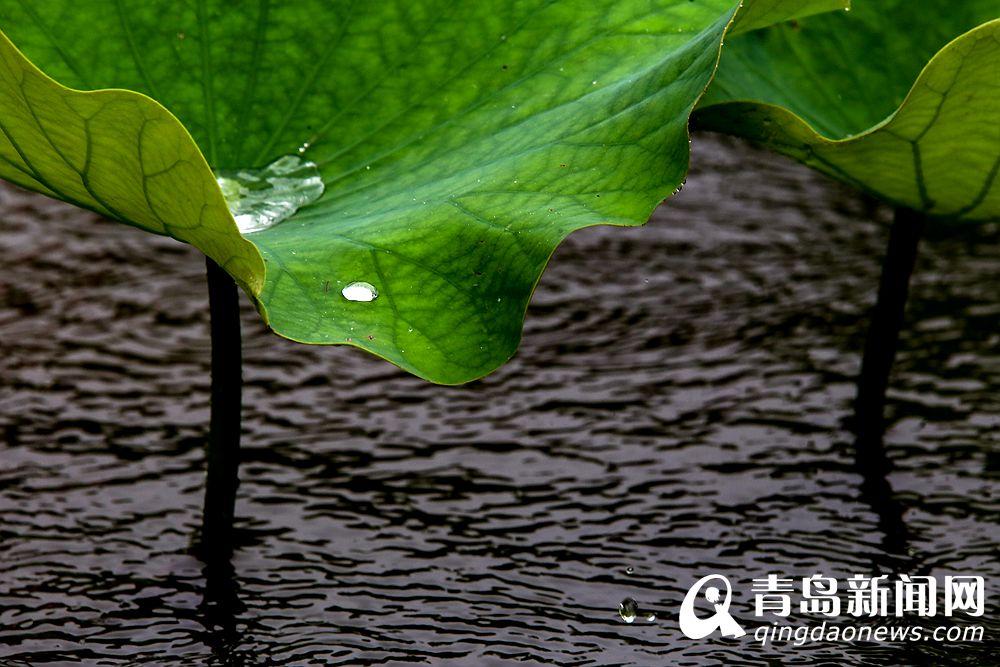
left=854, top=431, right=910, bottom=556
left=198, top=557, right=246, bottom=664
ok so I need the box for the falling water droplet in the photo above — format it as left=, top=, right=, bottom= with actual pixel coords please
left=216, top=155, right=323, bottom=234
left=341, top=281, right=378, bottom=302
left=619, top=598, right=638, bottom=623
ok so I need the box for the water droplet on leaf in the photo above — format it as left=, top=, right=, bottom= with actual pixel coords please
left=216, top=155, right=323, bottom=233
left=342, top=281, right=378, bottom=302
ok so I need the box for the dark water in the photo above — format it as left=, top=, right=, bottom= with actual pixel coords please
left=1, top=136, right=998, bottom=666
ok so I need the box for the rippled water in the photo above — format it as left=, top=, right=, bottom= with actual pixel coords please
left=1, top=136, right=997, bottom=665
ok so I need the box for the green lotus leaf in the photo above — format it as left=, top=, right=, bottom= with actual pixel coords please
left=694, top=0, right=1000, bottom=222
left=0, top=0, right=843, bottom=384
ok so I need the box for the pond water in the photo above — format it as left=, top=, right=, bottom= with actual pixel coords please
left=1, top=136, right=997, bottom=666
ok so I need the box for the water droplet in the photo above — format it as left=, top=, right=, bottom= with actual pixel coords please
left=341, top=281, right=378, bottom=302
left=645, top=611, right=657, bottom=622
left=625, top=566, right=634, bottom=575
left=619, top=598, right=638, bottom=623
left=216, top=155, right=324, bottom=234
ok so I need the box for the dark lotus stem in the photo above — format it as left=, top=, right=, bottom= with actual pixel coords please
left=200, top=257, right=242, bottom=560
left=853, top=206, right=925, bottom=449
left=851, top=207, right=924, bottom=554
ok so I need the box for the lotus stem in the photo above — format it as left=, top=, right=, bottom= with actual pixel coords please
left=853, top=206, right=925, bottom=453
left=200, top=257, right=242, bottom=560
left=850, top=207, right=924, bottom=553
